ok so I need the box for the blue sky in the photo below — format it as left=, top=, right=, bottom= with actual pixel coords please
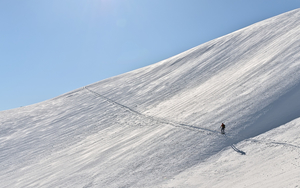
left=1, top=0, right=300, bottom=111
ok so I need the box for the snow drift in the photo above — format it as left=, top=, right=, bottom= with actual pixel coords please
left=1, top=8, right=300, bottom=188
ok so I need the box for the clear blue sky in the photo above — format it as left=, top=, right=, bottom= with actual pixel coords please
left=1, top=0, right=299, bottom=111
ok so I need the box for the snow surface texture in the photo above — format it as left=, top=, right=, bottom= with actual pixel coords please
left=1, top=8, right=300, bottom=188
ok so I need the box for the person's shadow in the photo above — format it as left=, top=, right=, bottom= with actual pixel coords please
left=231, top=144, right=246, bottom=155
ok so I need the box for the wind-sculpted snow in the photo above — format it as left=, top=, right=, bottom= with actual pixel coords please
left=1, top=8, right=300, bottom=188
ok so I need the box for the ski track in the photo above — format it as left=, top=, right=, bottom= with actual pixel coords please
left=84, top=86, right=219, bottom=136
left=247, top=138, right=300, bottom=149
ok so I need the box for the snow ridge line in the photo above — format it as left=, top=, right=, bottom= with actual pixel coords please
left=83, top=86, right=216, bottom=135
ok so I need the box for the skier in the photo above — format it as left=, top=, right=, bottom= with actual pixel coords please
left=220, top=123, right=225, bottom=134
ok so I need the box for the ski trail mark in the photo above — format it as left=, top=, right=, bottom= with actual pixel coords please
left=84, top=86, right=143, bottom=116
left=247, top=138, right=300, bottom=149
left=84, top=86, right=217, bottom=135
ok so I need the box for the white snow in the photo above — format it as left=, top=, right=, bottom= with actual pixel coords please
left=1, top=8, right=300, bottom=188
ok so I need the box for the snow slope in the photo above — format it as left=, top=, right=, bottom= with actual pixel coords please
left=1, top=8, right=300, bottom=188
left=164, top=118, right=300, bottom=188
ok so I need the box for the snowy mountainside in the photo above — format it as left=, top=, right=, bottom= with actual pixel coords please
left=88, top=8, right=300, bottom=138
left=1, top=8, right=300, bottom=188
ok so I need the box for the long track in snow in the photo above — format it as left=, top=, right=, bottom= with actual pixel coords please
left=84, top=86, right=219, bottom=135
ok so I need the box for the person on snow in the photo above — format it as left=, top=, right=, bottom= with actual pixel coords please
left=220, top=123, right=225, bottom=134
